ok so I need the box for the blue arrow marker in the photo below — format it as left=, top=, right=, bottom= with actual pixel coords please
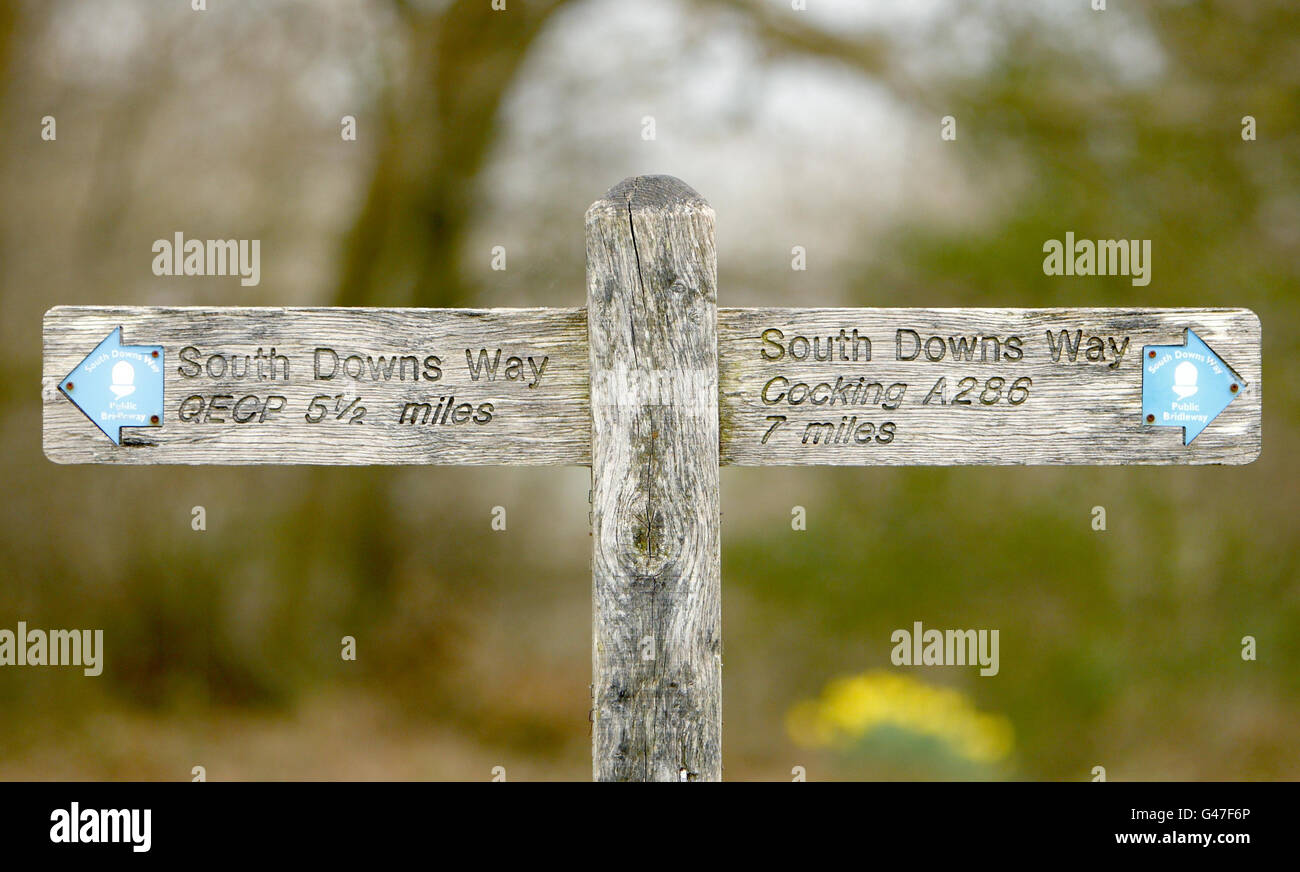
left=1142, top=329, right=1242, bottom=445
left=58, top=328, right=164, bottom=445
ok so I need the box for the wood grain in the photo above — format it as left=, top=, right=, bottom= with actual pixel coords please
left=43, top=306, right=590, bottom=465
left=587, top=176, right=722, bottom=781
left=717, top=307, right=1261, bottom=466
left=45, top=306, right=1262, bottom=467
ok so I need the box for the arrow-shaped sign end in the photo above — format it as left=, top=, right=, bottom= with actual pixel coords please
left=1142, top=328, right=1243, bottom=445
left=59, top=327, right=164, bottom=445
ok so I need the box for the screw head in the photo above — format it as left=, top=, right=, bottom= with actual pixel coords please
left=1148, top=350, right=1156, bottom=358
left=65, top=382, right=74, bottom=390
left=1146, top=414, right=1155, bottom=423
left=151, top=350, right=159, bottom=358
left=1230, top=384, right=1239, bottom=393
left=150, top=415, right=159, bottom=425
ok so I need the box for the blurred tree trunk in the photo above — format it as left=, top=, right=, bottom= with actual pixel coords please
left=287, top=0, right=572, bottom=703
left=335, top=0, right=906, bottom=308
left=0, top=0, right=16, bottom=282
left=0, top=1, right=14, bottom=94
left=335, top=0, right=570, bottom=308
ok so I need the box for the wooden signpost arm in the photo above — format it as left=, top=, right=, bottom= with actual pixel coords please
left=586, top=176, right=722, bottom=781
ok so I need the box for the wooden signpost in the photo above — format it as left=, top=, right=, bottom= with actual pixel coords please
left=44, top=307, right=591, bottom=465
left=42, top=175, right=1261, bottom=781
left=719, top=307, right=1260, bottom=465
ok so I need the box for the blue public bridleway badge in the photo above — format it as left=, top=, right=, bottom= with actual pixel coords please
left=1142, top=329, right=1242, bottom=445
left=58, top=327, right=164, bottom=445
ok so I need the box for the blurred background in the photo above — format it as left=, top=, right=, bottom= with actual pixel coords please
left=1, top=0, right=1297, bottom=780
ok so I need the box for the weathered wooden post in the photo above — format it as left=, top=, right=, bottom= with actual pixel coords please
left=586, top=176, right=722, bottom=781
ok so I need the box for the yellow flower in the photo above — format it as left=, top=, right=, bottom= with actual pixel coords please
left=786, top=669, right=1014, bottom=765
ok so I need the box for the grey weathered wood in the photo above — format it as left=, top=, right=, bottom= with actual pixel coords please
left=586, top=176, right=722, bottom=781
left=44, top=305, right=1262, bottom=468
left=718, top=307, right=1261, bottom=466
left=43, top=306, right=590, bottom=465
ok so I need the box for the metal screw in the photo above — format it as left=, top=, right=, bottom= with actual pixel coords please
left=1230, top=384, right=1238, bottom=393
left=65, top=382, right=74, bottom=390
left=150, top=415, right=160, bottom=424
left=1148, top=350, right=1156, bottom=358
left=1146, top=414, right=1155, bottom=423
left=151, top=350, right=159, bottom=358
